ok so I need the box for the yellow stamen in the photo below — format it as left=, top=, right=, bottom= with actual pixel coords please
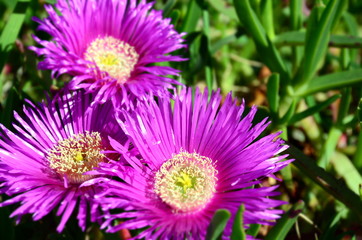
left=47, top=131, right=105, bottom=184
left=84, top=36, right=139, bottom=84
left=154, top=150, right=218, bottom=213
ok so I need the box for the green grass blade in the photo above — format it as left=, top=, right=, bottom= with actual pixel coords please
left=179, top=0, right=201, bottom=33
left=266, top=73, right=280, bottom=117
left=318, top=126, right=342, bottom=168
left=211, top=34, right=238, bottom=55
left=206, top=209, right=231, bottom=240
left=0, top=0, right=30, bottom=72
left=336, top=88, right=352, bottom=125
left=233, top=0, right=267, bottom=46
left=246, top=224, right=261, bottom=237
left=275, top=31, right=362, bottom=48
left=290, top=0, right=302, bottom=30
left=354, top=99, right=362, bottom=171
left=207, top=0, right=238, bottom=20
left=163, top=0, right=176, bottom=17
left=260, top=0, right=275, bottom=39
left=296, top=69, right=362, bottom=96
left=332, top=151, right=362, bottom=195
left=231, top=205, right=246, bottom=240
left=233, top=0, right=290, bottom=85
left=320, top=209, right=348, bottom=240
left=287, top=145, right=362, bottom=220
left=288, top=94, right=341, bottom=125
left=293, top=0, right=348, bottom=88
left=201, top=2, right=214, bottom=91
left=265, top=201, right=304, bottom=240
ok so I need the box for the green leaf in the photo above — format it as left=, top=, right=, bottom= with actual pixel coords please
left=280, top=99, right=297, bottom=125
left=233, top=0, right=290, bottom=85
left=293, top=0, right=348, bottom=88
left=358, top=98, right=362, bottom=124
left=265, top=201, right=304, bottom=240
left=290, top=0, right=303, bottom=30
left=169, top=10, right=180, bottom=25
left=0, top=0, right=30, bottom=72
left=287, top=145, right=362, bottom=221
left=163, top=0, right=176, bottom=17
left=288, top=94, right=341, bottom=125
left=0, top=87, right=23, bottom=128
left=320, top=209, right=347, bottom=240
left=200, top=3, right=213, bottom=92
left=336, top=88, right=352, bottom=125
left=246, top=224, right=261, bottom=237
left=331, top=151, right=362, bottom=195
left=260, top=0, right=275, bottom=39
left=179, top=0, right=202, bottom=33
left=207, top=0, right=238, bottom=20
left=296, top=69, right=362, bottom=96
left=318, top=126, right=342, bottom=169
left=275, top=31, right=362, bottom=48
left=266, top=73, right=280, bottom=116
left=206, top=209, right=231, bottom=240
left=231, top=205, right=246, bottom=240
left=211, top=34, right=238, bottom=55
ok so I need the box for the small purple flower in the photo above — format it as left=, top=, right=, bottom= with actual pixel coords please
left=87, top=88, right=293, bottom=239
left=31, top=0, right=185, bottom=106
left=0, top=91, right=126, bottom=232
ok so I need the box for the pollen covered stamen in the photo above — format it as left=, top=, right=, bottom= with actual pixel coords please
left=154, top=150, right=218, bottom=213
left=47, top=131, right=105, bottom=184
left=84, top=36, right=139, bottom=84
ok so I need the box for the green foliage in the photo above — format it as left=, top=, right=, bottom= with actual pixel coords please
left=206, top=209, right=231, bottom=240
left=265, top=201, right=305, bottom=240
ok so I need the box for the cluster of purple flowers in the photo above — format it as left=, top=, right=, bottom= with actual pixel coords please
left=0, top=0, right=292, bottom=238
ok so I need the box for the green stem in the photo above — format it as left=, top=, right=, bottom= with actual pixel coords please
left=280, top=127, right=294, bottom=193
left=318, top=126, right=342, bottom=169
left=202, top=9, right=213, bottom=92
left=260, top=0, right=275, bottom=39
left=287, top=145, right=362, bottom=221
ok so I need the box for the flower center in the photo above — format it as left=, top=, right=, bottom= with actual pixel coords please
left=47, top=131, right=105, bottom=184
left=154, top=150, right=218, bottom=213
left=84, top=36, right=139, bottom=84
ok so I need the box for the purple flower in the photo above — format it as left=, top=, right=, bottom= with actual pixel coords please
left=86, top=88, right=293, bottom=239
left=30, top=0, right=185, bottom=106
left=0, top=91, right=126, bottom=232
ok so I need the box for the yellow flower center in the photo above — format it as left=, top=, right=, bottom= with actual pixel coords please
left=154, top=150, right=218, bottom=213
left=47, top=131, right=105, bottom=184
left=84, top=36, right=139, bottom=84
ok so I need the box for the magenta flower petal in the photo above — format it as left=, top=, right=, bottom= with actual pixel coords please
left=0, top=90, right=126, bottom=232
left=30, top=0, right=186, bottom=107
left=93, top=88, right=293, bottom=239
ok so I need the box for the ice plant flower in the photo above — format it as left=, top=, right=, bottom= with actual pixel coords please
left=0, top=91, right=126, bottom=232
left=30, top=0, right=185, bottom=106
left=86, top=88, right=293, bottom=239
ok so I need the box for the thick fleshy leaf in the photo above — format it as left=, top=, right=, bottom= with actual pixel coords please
left=331, top=152, right=362, bottom=195
left=0, top=0, right=30, bottom=74
left=293, top=0, right=348, bottom=88
left=296, top=69, right=362, bottom=96
left=275, top=31, right=362, bottom=48
left=287, top=145, right=362, bottom=220
left=288, top=94, right=341, bottom=125
left=231, top=205, right=247, bottom=240
left=233, top=0, right=290, bottom=85
left=265, top=201, right=305, bottom=240
left=206, top=209, right=231, bottom=240
left=266, top=73, right=280, bottom=116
